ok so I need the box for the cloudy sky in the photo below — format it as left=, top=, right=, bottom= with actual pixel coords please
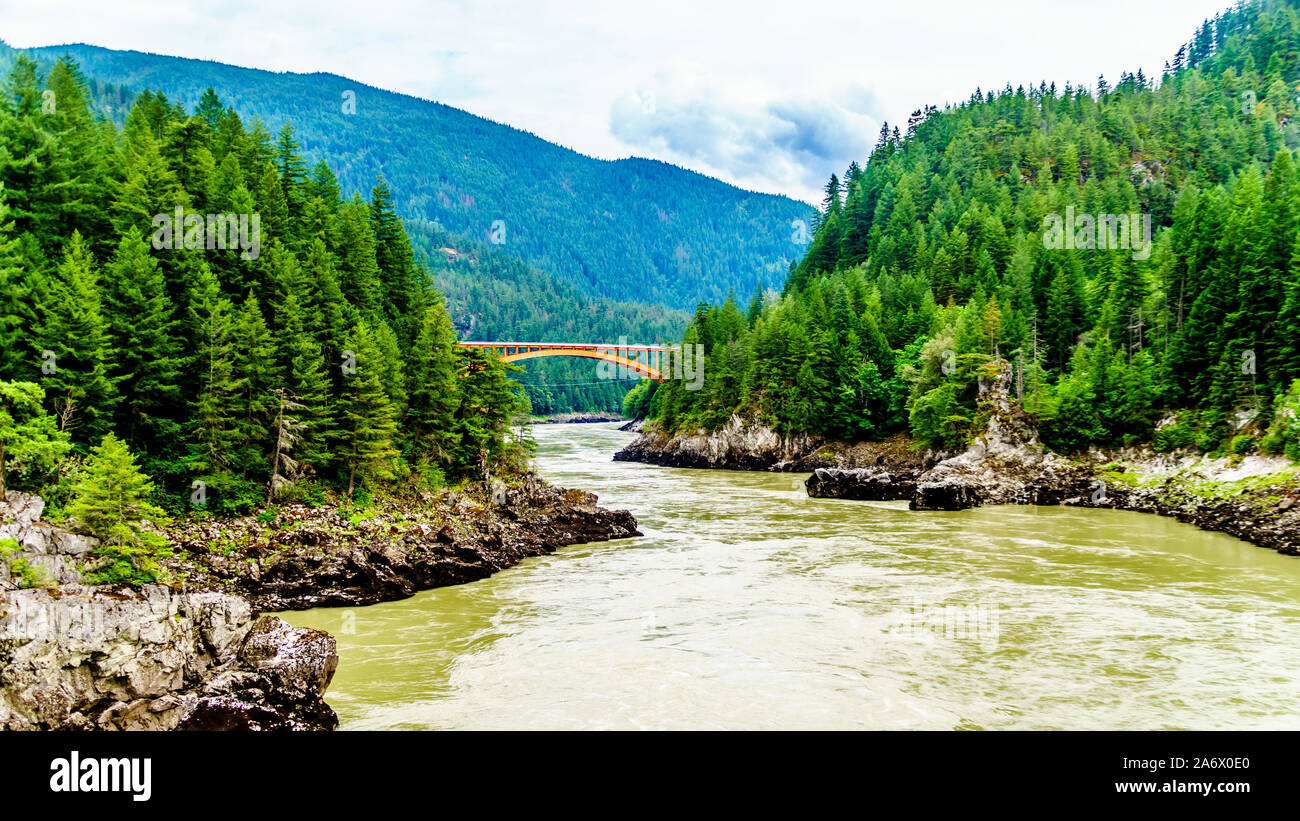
left=1, top=0, right=1230, bottom=203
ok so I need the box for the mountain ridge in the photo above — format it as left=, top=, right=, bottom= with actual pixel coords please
left=1, top=38, right=814, bottom=309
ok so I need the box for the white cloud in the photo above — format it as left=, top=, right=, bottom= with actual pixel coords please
left=610, top=64, right=878, bottom=200
left=0, top=0, right=1232, bottom=203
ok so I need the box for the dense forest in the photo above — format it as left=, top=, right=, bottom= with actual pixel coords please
left=633, top=0, right=1300, bottom=462
left=0, top=39, right=814, bottom=311
left=0, top=55, right=532, bottom=525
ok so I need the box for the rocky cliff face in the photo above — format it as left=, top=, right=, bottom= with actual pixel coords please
left=614, top=415, right=818, bottom=470
left=0, top=494, right=338, bottom=730
left=908, top=359, right=1078, bottom=510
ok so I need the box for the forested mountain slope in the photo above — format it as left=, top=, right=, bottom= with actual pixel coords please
left=635, top=0, right=1300, bottom=462
left=0, top=39, right=813, bottom=310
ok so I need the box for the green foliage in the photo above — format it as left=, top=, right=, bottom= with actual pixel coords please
left=68, top=434, right=171, bottom=586
left=1153, top=414, right=1199, bottom=452
left=622, top=378, right=658, bottom=419
left=909, top=382, right=970, bottom=450
left=1262, top=379, right=1300, bottom=456
left=336, top=321, right=402, bottom=499
left=450, top=347, right=532, bottom=477
left=1, top=537, right=49, bottom=589
left=0, top=380, right=70, bottom=500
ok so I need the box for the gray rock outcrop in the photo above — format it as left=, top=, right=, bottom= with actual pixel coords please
left=0, top=493, right=338, bottom=730
left=806, top=468, right=917, bottom=501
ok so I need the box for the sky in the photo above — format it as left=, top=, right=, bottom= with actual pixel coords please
left=0, top=0, right=1233, bottom=204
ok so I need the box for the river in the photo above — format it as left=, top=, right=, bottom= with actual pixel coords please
left=287, top=422, right=1300, bottom=730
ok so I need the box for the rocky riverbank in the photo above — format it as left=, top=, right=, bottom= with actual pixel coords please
left=613, top=414, right=823, bottom=470
left=533, top=412, right=626, bottom=424
left=162, top=476, right=641, bottom=611
left=0, top=493, right=338, bottom=730
left=0, top=477, right=640, bottom=730
left=617, top=361, right=1300, bottom=557
left=613, top=415, right=941, bottom=473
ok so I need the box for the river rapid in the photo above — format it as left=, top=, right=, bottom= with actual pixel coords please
left=287, top=422, right=1300, bottom=730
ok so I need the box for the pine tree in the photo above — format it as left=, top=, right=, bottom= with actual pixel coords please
left=112, top=127, right=181, bottom=239
left=1044, top=259, right=1087, bottom=371
left=452, top=346, right=529, bottom=477
left=336, top=196, right=383, bottom=318
left=69, top=433, right=171, bottom=585
left=0, top=57, right=84, bottom=251
left=276, top=124, right=308, bottom=243
left=195, top=88, right=225, bottom=131
left=231, top=294, right=276, bottom=478
left=162, top=116, right=216, bottom=211
left=276, top=286, right=334, bottom=474
left=405, top=301, right=461, bottom=467
left=185, top=261, right=241, bottom=501
left=369, top=176, right=418, bottom=334
left=33, top=232, right=117, bottom=439
left=102, top=228, right=183, bottom=447
left=0, top=183, right=32, bottom=381
left=336, top=321, right=400, bottom=498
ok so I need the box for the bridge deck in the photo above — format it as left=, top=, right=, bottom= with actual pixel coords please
left=458, top=341, right=675, bottom=351
left=456, top=341, right=676, bottom=381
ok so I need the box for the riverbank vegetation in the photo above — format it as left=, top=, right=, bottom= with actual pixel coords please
left=634, top=0, right=1300, bottom=462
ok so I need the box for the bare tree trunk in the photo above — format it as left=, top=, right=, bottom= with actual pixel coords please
left=0, top=438, right=7, bottom=502
left=347, top=421, right=359, bottom=501
left=268, top=398, right=283, bottom=506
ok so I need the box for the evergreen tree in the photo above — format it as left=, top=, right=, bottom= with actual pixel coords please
left=336, top=321, right=400, bottom=498
left=0, top=184, right=32, bottom=381
left=69, top=433, right=171, bottom=585
left=102, top=228, right=182, bottom=447
left=185, top=261, right=242, bottom=505
left=33, top=232, right=117, bottom=439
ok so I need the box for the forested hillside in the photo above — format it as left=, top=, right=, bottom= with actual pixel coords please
left=634, top=0, right=1300, bottom=462
left=406, top=220, right=689, bottom=414
left=0, top=54, right=530, bottom=518
left=0, top=39, right=813, bottom=310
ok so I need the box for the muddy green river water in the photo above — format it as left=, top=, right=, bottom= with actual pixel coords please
left=287, top=422, right=1300, bottom=729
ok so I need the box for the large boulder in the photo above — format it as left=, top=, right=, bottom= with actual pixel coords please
left=806, top=468, right=917, bottom=501
left=180, top=615, right=338, bottom=731
left=910, top=478, right=982, bottom=511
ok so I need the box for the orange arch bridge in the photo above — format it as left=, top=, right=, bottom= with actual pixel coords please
left=457, top=341, right=676, bottom=381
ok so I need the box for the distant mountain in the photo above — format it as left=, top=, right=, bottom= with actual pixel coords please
left=9, top=40, right=814, bottom=309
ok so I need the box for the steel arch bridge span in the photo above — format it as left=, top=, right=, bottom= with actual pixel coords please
left=457, top=341, right=675, bottom=381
